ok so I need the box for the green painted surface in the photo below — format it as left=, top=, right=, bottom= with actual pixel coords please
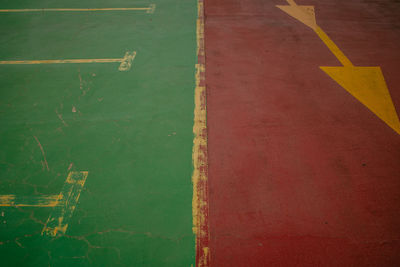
left=0, top=0, right=197, bottom=265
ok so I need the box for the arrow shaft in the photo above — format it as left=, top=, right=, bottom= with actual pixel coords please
left=286, top=0, right=297, bottom=6
left=314, top=26, right=353, bottom=67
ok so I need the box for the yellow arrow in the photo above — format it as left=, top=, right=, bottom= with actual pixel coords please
left=276, top=0, right=400, bottom=134
left=320, top=67, right=400, bottom=134
left=276, top=0, right=317, bottom=30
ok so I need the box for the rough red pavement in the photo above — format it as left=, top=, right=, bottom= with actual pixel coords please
left=205, top=0, right=400, bottom=266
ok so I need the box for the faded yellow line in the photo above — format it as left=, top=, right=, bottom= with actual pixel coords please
left=0, top=195, right=62, bottom=207
left=0, top=51, right=137, bottom=71
left=0, top=5, right=156, bottom=13
left=42, top=171, right=88, bottom=237
left=0, top=59, right=122, bottom=64
left=314, top=26, right=353, bottom=67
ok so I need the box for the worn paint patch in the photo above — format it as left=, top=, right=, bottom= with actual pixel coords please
left=118, top=51, right=137, bottom=72
left=147, top=4, right=156, bottom=14
left=42, top=171, right=88, bottom=237
left=0, top=195, right=62, bottom=207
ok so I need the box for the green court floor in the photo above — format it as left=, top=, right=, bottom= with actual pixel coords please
left=0, top=0, right=197, bottom=266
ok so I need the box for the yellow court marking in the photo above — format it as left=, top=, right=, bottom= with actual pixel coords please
left=0, top=51, right=136, bottom=71
left=42, top=171, right=88, bottom=237
left=0, top=171, right=88, bottom=237
left=0, top=4, right=156, bottom=14
left=0, top=59, right=122, bottom=64
left=276, top=4, right=317, bottom=30
left=0, top=195, right=62, bottom=207
left=276, top=0, right=351, bottom=65
left=320, top=66, right=400, bottom=134
left=276, top=0, right=400, bottom=134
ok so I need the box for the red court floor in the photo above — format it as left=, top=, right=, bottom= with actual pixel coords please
left=205, top=0, right=400, bottom=266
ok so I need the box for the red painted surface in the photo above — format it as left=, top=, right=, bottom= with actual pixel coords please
left=205, top=0, right=400, bottom=266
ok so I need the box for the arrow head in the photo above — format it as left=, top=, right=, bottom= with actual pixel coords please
left=320, top=66, right=400, bottom=134
left=276, top=5, right=317, bottom=30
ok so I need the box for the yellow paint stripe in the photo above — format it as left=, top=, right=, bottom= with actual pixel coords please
left=0, top=59, right=123, bottom=64
left=314, top=26, right=353, bottom=67
left=42, top=171, right=88, bottom=237
left=0, top=195, right=62, bottom=207
left=0, top=51, right=136, bottom=71
left=0, top=6, right=154, bottom=13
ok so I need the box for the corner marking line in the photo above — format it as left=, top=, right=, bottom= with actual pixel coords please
left=42, top=171, right=88, bottom=237
left=0, top=171, right=88, bottom=237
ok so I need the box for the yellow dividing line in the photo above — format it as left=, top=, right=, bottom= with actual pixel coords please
left=192, top=1, right=210, bottom=267
left=0, top=4, right=156, bottom=13
left=314, top=26, right=353, bottom=67
left=0, top=51, right=137, bottom=71
left=0, top=195, right=62, bottom=207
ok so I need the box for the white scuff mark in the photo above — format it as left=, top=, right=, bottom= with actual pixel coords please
left=33, top=136, right=49, bottom=172
left=55, top=109, right=68, bottom=127
left=78, top=69, right=83, bottom=90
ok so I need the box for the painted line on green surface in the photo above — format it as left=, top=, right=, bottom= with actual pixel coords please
left=42, top=171, right=88, bottom=237
left=0, top=51, right=136, bottom=71
left=0, top=171, right=88, bottom=237
left=0, top=195, right=62, bottom=207
left=0, top=4, right=156, bottom=14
